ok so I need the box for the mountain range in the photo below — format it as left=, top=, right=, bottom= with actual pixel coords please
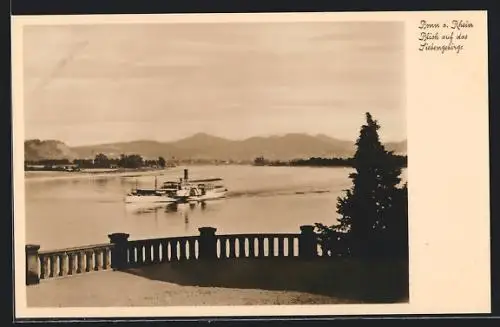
left=24, top=133, right=407, bottom=162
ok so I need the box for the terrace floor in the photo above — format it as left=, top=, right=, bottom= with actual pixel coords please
left=27, top=258, right=408, bottom=307
left=27, top=270, right=349, bottom=307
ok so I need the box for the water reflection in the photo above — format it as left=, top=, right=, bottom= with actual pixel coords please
left=124, top=201, right=214, bottom=232
left=124, top=200, right=215, bottom=223
left=124, top=202, right=166, bottom=214
left=119, top=178, right=130, bottom=186
left=93, top=178, right=109, bottom=193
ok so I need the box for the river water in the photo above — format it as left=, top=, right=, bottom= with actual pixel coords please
left=24, top=165, right=407, bottom=250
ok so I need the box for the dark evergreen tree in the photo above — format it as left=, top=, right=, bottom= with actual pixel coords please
left=316, top=112, right=408, bottom=259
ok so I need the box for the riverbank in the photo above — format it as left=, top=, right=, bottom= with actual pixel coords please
left=24, top=168, right=168, bottom=182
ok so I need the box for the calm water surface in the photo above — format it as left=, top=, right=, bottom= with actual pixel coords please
left=25, top=165, right=407, bottom=250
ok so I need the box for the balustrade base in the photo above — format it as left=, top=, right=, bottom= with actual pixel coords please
left=26, top=272, right=40, bottom=285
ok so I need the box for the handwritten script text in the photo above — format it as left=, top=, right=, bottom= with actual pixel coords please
left=418, top=19, right=473, bottom=54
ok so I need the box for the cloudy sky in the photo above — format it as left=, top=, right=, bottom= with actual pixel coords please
left=23, top=21, right=405, bottom=146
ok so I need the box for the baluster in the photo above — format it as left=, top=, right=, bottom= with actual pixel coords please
left=137, top=243, right=144, bottom=264
left=157, top=241, right=163, bottom=263
left=145, top=243, right=152, bottom=264
left=73, top=252, right=79, bottom=273
left=261, top=238, right=267, bottom=257
left=238, top=237, right=246, bottom=258
left=258, top=236, right=265, bottom=258
left=184, top=239, right=189, bottom=260
left=58, top=254, right=66, bottom=276
left=103, top=248, right=110, bottom=269
left=123, top=245, right=129, bottom=266
left=248, top=237, right=255, bottom=258
left=219, top=236, right=226, bottom=259
left=149, top=243, right=155, bottom=264
left=39, top=255, right=47, bottom=279
left=129, top=245, right=137, bottom=266
left=94, top=249, right=102, bottom=271
left=267, top=237, right=273, bottom=257
left=85, top=251, right=93, bottom=272
left=77, top=252, right=84, bottom=273
left=228, top=237, right=235, bottom=258
left=159, top=240, right=167, bottom=262
left=269, top=237, right=275, bottom=257
left=125, top=246, right=130, bottom=265
left=269, top=237, right=274, bottom=257
left=287, top=237, right=294, bottom=257
left=178, top=239, right=186, bottom=261
left=293, top=237, right=299, bottom=257
left=188, top=238, right=196, bottom=260
left=226, top=237, right=231, bottom=258
left=179, top=239, right=186, bottom=261
left=130, top=244, right=137, bottom=265
left=278, top=237, right=284, bottom=258
left=274, top=237, right=280, bottom=257
left=67, top=253, right=74, bottom=275
left=220, top=237, right=228, bottom=258
left=234, top=238, right=239, bottom=258
left=49, top=255, right=57, bottom=277
left=216, top=238, right=221, bottom=259
left=151, top=241, right=159, bottom=263
left=166, top=241, right=172, bottom=261
left=170, top=240, right=178, bottom=261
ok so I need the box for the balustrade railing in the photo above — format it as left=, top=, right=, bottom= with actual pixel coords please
left=33, top=244, right=113, bottom=282
left=215, top=234, right=299, bottom=259
left=126, top=236, right=199, bottom=266
left=25, top=225, right=330, bottom=285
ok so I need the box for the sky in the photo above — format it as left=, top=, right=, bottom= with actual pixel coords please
left=23, top=21, right=406, bottom=146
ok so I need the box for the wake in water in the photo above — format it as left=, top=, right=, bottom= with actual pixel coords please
left=124, top=188, right=333, bottom=214
left=226, top=188, right=332, bottom=199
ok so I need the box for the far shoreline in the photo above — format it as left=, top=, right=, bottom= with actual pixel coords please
left=24, top=168, right=170, bottom=182
left=22, top=164, right=373, bottom=183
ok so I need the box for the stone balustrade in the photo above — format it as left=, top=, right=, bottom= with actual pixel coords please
left=25, top=225, right=330, bottom=285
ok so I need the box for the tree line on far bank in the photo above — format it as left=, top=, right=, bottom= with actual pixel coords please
left=25, top=153, right=167, bottom=170
left=253, top=154, right=408, bottom=168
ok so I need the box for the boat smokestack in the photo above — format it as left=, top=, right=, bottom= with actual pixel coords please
left=184, top=169, right=189, bottom=181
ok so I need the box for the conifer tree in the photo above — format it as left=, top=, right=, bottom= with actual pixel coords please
left=316, top=112, right=408, bottom=258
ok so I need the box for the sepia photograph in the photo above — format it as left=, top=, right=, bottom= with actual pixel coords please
left=22, top=19, right=409, bottom=307
left=12, top=11, right=490, bottom=317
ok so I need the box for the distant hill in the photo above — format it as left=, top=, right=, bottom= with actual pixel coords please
left=25, top=133, right=407, bottom=161
left=71, top=133, right=357, bottom=161
left=24, top=139, right=79, bottom=161
left=385, top=140, right=407, bottom=155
